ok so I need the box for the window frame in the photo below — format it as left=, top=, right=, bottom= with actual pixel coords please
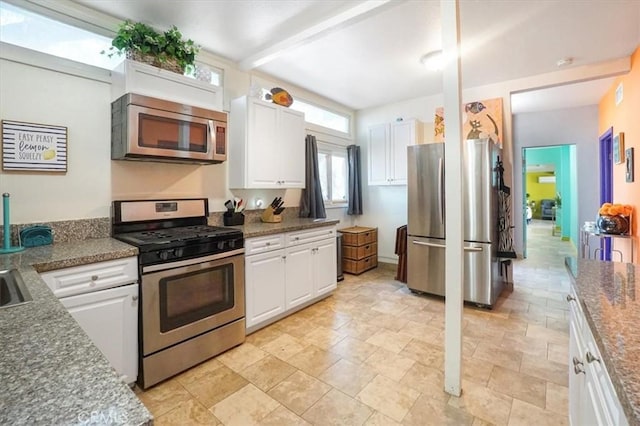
left=317, top=142, right=349, bottom=208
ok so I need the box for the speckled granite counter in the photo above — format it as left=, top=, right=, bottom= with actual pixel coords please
left=230, top=218, right=340, bottom=238
left=0, top=238, right=152, bottom=426
left=566, top=257, right=640, bottom=425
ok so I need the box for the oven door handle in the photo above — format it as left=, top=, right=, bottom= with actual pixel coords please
left=142, top=248, right=245, bottom=274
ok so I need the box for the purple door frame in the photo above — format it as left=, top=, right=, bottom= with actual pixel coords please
left=599, top=127, right=613, bottom=261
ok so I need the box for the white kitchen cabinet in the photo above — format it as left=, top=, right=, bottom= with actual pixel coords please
left=40, top=257, right=139, bottom=384
left=368, top=119, right=424, bottom=186
left=60, top=284, right=138, bottom=384
left=244, top=248, right=287, bottom=328
left=229, top=96, right=305, bottom=189
left=245, top=226, right=337, bottom=332
left=568, top=287, right=628, bottom=426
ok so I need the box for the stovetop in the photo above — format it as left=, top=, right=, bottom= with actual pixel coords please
left=115, top=225, right=241, bottom=247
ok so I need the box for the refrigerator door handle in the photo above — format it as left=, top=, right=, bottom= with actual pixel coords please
left=438, top=157, right=444, bottom=225
left=463, top=245, right=483, bottom=252
left=412, top=240, right=446, bottom=249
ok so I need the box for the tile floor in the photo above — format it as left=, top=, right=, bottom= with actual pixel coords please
left=136, top=219, right=576, bottom=425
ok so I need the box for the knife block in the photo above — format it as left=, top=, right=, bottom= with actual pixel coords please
left=261, top=206, right=282, bottom=223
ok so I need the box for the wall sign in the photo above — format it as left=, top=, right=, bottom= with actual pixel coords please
left=2, top=120, right=67, bottom=172
left=613, top=132, right=624, bottom=165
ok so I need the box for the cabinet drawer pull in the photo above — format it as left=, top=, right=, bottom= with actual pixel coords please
left=294, top=237, right=300, bottom=241
left=573, top=364, right=585, bottom=375
left=132, top=295, right=139, bottom=302
left=265, top=242, right=271, bottom=246
left=566, top=294, right=576, bottom=302
left=586, top=351, right=600, bottom=364
left=91, top=275, right=99, bottom=281
left=365, top=245, right=370, bottom=250
left=572, top=356, right=583, bottom=367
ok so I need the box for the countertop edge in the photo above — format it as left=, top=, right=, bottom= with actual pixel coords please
left=237, top=219, right=340, bottom=238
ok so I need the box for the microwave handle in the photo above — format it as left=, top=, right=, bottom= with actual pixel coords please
left=208, top=120, right=215, bottom=154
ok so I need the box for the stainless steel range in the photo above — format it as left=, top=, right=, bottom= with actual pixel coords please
left=112, top=198, right=245, bottom=389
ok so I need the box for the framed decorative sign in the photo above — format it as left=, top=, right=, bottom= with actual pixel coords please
left=613, top=132, right=624, bottom=165
left=2, top=120, right=67, bottom=172
left=626, top=147, right=634, bottom=183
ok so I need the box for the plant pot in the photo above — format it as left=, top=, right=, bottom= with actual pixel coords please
left=126, top=51, right=184, bottom=74
left=596, top=215, right=629, bottom=235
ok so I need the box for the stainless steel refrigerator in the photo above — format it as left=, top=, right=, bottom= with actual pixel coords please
left=406, top=139, right=504, bottom=307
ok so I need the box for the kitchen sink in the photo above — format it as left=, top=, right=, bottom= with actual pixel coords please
left=0, top=269, right=32, bottom=308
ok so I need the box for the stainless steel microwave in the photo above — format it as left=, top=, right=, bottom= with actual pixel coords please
left=111, top=93, right=227, bottom=164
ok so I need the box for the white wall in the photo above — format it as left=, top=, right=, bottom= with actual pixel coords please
left=0, top=45, right=354, bottom=225
left=512, top=106, right=600, bottom=254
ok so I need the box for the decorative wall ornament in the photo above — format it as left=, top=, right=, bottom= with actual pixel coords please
left=626, top=147, right=634, bottom=183
left=434, top=97, right=503, bottom=145
left=613, top=132, right=625, bottom=164
left=2, top=120, right=67, bottom=172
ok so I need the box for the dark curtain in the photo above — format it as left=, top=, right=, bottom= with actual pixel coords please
left=347, top=144, right=363, bottom=215
left=299, top=134, right=326, bottom=218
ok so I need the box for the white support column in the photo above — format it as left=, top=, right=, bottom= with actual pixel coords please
left=441, top=0, right=464, bottom=397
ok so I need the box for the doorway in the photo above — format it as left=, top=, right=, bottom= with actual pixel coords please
left=522, top=145, right=577, bottom=257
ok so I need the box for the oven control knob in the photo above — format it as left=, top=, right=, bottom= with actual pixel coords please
left=217, top=241, right=226, bottom=250
left=228, top=239, right=236, bottom=249
left=159, top=250, right=174, bottom=261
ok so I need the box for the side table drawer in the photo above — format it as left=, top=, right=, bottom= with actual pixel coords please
left=245, top=234, right=286, bottom=256
left=343, top=242, right=377, bottom=260
left=343, top=255, right=378, bottom=275
left=342, top=229, right=377, bottom=246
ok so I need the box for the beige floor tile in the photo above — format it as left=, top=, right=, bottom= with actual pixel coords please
left=472, top=417, right=495, bottom=426
left=472, top=341, right=522, bottom=372
left=371, top=300, right=409, bottom=316
left=356, top=374, right=420, bottom=422
left=399, top=362, right=449, bottom=402
left=399, top=339, right=444, bottom=369
left=211, top=383, right=280, bottom=426
left=154, top=398, right=220, bottom=426
left=136, top=379, right=192, bottom=417
left=245, top=325, right=282, bottom=347
left=545, top=382, right=568, bottom=416
left=364, top=347, right=415, bottom=381
left=363, top=411, right=401, bottom=425
left=461, top=356, right=495, bottom=386
left=175, top=358, right=224, bottom=387
left=260, top=333, right=309, bottom=361
left=330, top=336, right=379, bottom=364
left=508, top=398, right=568, bottom=426
left=526, top=323, right=569, bottom=345
left=336, top=319, right=380, bottom=341
left=286, top=344, right=341, bottom=377
left=487, top=365, right=547, bottom=409
left=274, top=316, right=318, bottom=339
left=259, top=405, right=310, bottom=425
left=403, top=394, right=474, bottom=426
left=319, top=358, right=377, bottom=397
left=268, top=370, right=331, bottom=415
left=398, top=321, right=443, bottom=346
left=464, top=322, right=506, bottom=345
left=302, top=388, right=373, bottom=426
left=367, top=312, right=410, bottom=332
left=239, top=354, right=296, bottom=392
left=366, top=329, right=412, bottom=354
left=448, top=380, right=512, bottom=426
left=181, top=365, right=248, bottom=408
left=547, top=342, right=569, bottom=365
left=302, top=325, right=347, bottom=349
left=216, top=342, right=268, bottom=372
left=520, top=353, right=568, bottom=387
left=500, top=332, right=548, bottom=358
left=312, top=310, right=353, bottom=330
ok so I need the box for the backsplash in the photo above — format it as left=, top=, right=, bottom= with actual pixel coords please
left=0, top=217, right=111, bottom=246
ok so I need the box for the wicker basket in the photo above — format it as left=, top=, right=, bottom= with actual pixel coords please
left=126, top=50, right=184, bottom=74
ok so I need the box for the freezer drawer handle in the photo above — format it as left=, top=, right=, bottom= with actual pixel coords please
left=411, top=240, right=483, bottom=253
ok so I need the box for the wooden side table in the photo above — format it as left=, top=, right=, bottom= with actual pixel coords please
left=338, top=226, right=378, bottom=274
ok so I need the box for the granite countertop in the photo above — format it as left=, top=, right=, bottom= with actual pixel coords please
left=231, top=218, right=340, bottom=238
left=0, top=238, right=152, bottom=426
left=565, top=257, right=640, bottom=424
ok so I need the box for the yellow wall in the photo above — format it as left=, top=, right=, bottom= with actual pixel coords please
left=526, top=172, right=556, bottom=218
left=599, top=45, right=640, bottom=263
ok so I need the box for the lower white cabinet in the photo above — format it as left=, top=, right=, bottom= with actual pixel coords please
left=60, top=284, right=139, bottom=384
left=40, top=257, right=139, bottom=384
left=245, top=226, right=337, bottom=331
left=568, top=286, right=628, bottom=426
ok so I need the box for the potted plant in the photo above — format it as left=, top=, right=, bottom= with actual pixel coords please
left=103, top=20, right=200, bottom=74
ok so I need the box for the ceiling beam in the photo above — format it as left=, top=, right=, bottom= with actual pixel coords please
left=238, top=0, right=396, bottom=71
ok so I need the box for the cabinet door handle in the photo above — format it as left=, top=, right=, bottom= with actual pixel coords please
left=572, top=356, right=583, bottom=367
left=574, top=364, right=585, bottom=375
left=265, top=242, right=271, bottom=246
left=586, top=351, right=600, bottom=364
left=566, top=294, right=576, bottom=302
left=91, top=275, right=99, bottom=281
left=281, top=256, right=286, bottom=261
left=132, top=295, right=139, bottom=302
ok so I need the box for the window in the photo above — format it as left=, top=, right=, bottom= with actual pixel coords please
left=318, top=144, right=348, bottom=206
left=0, top=2, right=223, bottom=85
left=290, top=99, right=350, bottom=134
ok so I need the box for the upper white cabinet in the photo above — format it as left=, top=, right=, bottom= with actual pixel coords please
left=368, top=119, right=423, bottom=186
left=111, top=60, right=222, bottom=111
left=229, top=96, right=306, bottom=189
